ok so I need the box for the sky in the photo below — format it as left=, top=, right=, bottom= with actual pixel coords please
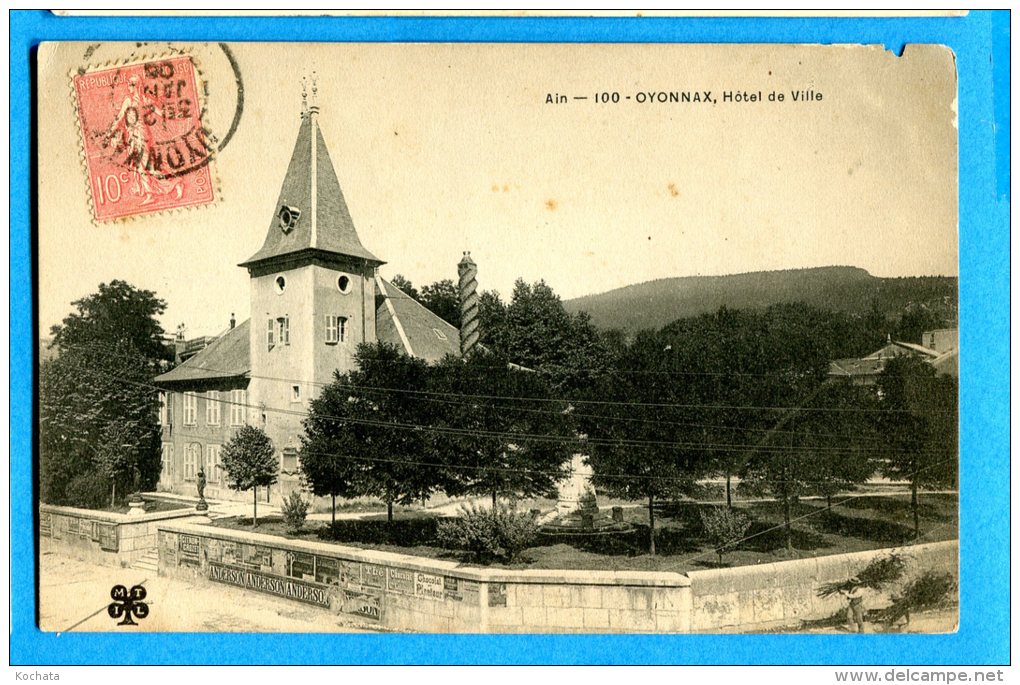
left=38, top=42, right=957, bottom=338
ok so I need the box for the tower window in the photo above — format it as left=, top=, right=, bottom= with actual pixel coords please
left=291, top=385, right=301, bottom=402
left=277, top=316, right=290, bottom=346
left=275, top=275, right=287, bottom=294
left=337, top=275, right=351, bottom=294
left=325, top=315, right=347, bottom=344
left=266, top=318, right=275, bottom=350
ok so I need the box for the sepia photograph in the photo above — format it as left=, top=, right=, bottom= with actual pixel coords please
left=34, top=40, right=960, bottom=636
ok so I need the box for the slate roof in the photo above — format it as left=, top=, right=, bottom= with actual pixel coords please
left=153, top=280, right=460, bottom=388
left=375, top=277, right=461, bottom=363
left=930, top=348, right=959, bottom=377
left=240, top=112, right=381, bottom=268
left=154, top=320, right=250, bottom=385
left=828, top=357, right=886, bottom=378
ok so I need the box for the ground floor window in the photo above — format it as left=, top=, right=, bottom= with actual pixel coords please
left=161, top=442, right=174, bottom=482
left=206, top=444, right=223, bottom=484
left=184, top=442, right=201, bottom=481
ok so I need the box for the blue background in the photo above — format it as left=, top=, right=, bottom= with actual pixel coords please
left=9, top=10, right=1010, bottom=665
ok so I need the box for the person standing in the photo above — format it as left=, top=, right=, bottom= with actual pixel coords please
left=844, top=585, right=866, bottom=633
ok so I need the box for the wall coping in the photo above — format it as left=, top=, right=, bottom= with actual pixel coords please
left=40, top=502, right=199, bottom=525
left=157, top=521, right=693, bottom=588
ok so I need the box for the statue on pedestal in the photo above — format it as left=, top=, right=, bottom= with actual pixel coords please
left=196, top=469, right=208, bottom=512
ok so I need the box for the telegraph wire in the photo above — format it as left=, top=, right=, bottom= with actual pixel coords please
left=51, top=339, right=956, bottom=416
left=82, top=365, right=956, bottom=458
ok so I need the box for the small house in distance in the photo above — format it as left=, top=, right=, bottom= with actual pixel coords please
left=828, top=328, right=958, bottom=385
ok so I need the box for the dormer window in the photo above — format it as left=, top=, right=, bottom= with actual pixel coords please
left=278, top=205, right=301, bottom=233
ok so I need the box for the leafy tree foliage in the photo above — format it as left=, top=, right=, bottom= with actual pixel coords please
left=221, top=425, right=278, bottom=526
left=483, top=279, right=619, bottom=397
left=388, top=274, right=419, bottom=300
left=49, top=280, right=173, bottom=363
left=876, top=355, right=958, bottom=539
left=40, top=342, right=163, bottom=506
left=419, top=279, right=461, bottom=328
left=581, top=330, right=711, bottom=554
left=350, top=343, right=450, bottom=521
left=894, top=305, right=947, bottom=345
left=40, top=281, right=170, bottom=508
left=430, top=348, right=574, bottom=504
left=299, top=370, right=372, bottom=526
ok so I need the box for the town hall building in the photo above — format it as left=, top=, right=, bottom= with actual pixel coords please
left=154, top=96, right=461, bottom=505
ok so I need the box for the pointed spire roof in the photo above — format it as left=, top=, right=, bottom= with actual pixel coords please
left=240, top=105, right=382, bottom=269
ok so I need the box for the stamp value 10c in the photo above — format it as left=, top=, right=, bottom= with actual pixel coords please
left=73, top=54, right=216, bottom=222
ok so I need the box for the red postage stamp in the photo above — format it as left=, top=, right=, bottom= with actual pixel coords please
left=72, top=55, right=216, bottom=222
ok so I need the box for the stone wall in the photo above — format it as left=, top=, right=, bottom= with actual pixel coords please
left=686, top=541, right=959, bottom=632
left=153, top=522, right=957, bottom=633
left=156, top=522, right=691, bottom=633
left=39, top=503, right=198, bottom=566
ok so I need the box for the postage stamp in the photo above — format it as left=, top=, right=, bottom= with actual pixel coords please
left=72, top=54, right=216, bottom=222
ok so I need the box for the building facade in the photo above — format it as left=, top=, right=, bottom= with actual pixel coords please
left=154, top=98, right=460, bottom=505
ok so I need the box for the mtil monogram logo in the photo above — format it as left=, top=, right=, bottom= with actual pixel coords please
left=108, top=584, right=149, bottom=626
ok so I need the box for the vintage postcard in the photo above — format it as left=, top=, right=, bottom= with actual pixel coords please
left=36, top=41, right=959, bottom=636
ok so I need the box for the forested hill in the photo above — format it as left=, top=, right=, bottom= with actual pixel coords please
left=562, top=266, right=957, bottom=332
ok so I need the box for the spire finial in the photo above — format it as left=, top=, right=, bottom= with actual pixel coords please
left=308, top=70, right=319, bottom=116
left=301, top=76, right=308, bottom=115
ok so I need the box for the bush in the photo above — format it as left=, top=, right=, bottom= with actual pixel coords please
left=281, top=491, right=310, bottom=532
left=700, top=506, right=751, bottom=565
left=436, top=503, right=539, bottom=563
left=880, top=571, right=958, bottom=625
left=63, top=472, right=112, bottom=510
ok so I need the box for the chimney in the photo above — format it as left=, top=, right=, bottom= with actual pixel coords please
left=229, top=313, right=236, bottom=330
left=458, top=251, right=479, bottom=357
left=174, top=323, right=187, bottom=364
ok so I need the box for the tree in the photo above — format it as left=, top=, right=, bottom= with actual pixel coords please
left=40, top=281, right=170, bottom=508
left=351, top=343, right=447, bottom=522
left=299, top=371, right=371, bottom=527
left=221, top=425, right=278, bottom=527
left=388, top=274, right=419, bottom=300
left=484, top=279, right=618, bottom=397
left=430, top=348, right=574, bottom=505
left=419, top=279, right=461, bottom=327
left=876, top=356, right=958, bottom=539
left=581, top=330, right=710, bottom=554
left=49, top=279, right=173, bottom=363
left=894, top=305, right=946, bottom=345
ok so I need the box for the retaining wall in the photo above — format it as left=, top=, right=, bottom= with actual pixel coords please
left=154, top=522, right=957, bottom=633
left=39, top=503, right=199, bottom=566
left=156, top=522, right=691, bottom=633
left=686, top=541, right=959, bottom=632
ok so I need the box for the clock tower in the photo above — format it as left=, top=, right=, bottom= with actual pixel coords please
left=239, top=84, right=384, bottom=463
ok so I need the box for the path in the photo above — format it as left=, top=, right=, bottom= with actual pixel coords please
left=38, top=541, right=380, bottom=633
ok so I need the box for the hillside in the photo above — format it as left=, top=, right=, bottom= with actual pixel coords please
left=562, top=266, right=957, bottom=332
